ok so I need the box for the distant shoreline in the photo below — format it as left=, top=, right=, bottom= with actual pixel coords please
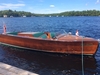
left=0, top=9, right=100, bottom=17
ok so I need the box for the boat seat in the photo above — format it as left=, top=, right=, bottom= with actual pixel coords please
left=40, top=34, right=47, bottom=39
left=7, top=32, right=19, bottom=35
left=50, top=32, right=56, bottom=38
left=33, top=32, right=44, bottom=37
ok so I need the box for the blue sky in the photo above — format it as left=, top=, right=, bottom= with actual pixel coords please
left=0, top=0, right=100, bottom=14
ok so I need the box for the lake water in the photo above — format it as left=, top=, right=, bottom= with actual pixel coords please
left=0, top=16, right=100, bottom=75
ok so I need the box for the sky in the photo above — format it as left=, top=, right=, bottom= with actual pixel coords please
left=0, top=0, right=100, bottom=14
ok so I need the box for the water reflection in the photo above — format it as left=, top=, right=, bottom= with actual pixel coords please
left=0, top=45, right=99, bottom=75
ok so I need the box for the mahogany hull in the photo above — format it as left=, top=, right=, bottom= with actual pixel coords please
left=0, top=34, right=99, bottom=55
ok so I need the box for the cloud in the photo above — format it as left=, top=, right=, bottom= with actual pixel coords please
left=31, top=8, right=66, bottom=14
left=0, top=3, right=25, bottom=9
left=2, top=3, right=25, bottom=7
left=18, top=0, right=24, bottom=3
left=85, top=3, right=88, bottom=6
left=50, top=5, right=55, bottom=8
left=95, top=0, right=100, bottom=4
left=97, top=0, right=99, bottom=3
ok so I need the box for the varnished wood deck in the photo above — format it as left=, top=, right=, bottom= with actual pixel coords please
left=57, top=34, right=96, bottom=41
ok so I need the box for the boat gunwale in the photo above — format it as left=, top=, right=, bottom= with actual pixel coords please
left=0, top=33, right=99, bottom=56
left=0, top=34, right=98, bottom=43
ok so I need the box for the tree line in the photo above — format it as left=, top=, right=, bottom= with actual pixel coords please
left=0, top=9, right=100, bottom=17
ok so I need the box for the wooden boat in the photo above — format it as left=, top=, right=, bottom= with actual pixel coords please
left=0, top=31, right=99, bottom=55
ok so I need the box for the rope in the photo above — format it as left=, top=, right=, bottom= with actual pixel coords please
left=82, top=36, right=84, bottom=75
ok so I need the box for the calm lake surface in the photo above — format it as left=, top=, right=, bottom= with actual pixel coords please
left=0, top=16, right=100, bottom=75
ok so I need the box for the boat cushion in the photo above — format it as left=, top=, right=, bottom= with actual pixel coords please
left=7, top=32, right=19, bottom=35
left=50, top=32, right=56, bottom=38
left=33, top=32, right=44, bottom=37
left=40, top=34, right=47, bottom=39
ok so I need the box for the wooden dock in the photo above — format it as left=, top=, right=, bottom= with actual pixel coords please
left=0, top=62, right=38, bottom=75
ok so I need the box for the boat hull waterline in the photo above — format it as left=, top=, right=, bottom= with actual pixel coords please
left=0, top=32, right=99, bottom=55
